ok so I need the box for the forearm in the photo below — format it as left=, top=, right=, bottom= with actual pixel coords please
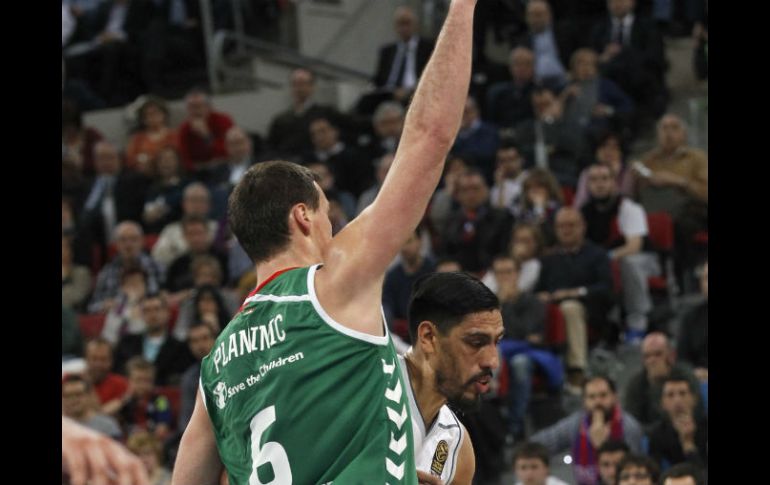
left=610, top=236, right=642, bottom=260
left=382, top=0, right=476, bottom=221
left=343, top=0, right=477, bottom=272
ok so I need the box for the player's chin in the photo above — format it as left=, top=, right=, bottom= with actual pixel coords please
left=451, top=392, right=482, bottom=413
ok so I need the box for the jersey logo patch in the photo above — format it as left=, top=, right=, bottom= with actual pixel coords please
left=430, top=440, right=449, bottom=476
left=213, top=382, right=227, bottom=409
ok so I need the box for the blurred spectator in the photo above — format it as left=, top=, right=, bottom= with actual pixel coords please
left=304, top=116, right=371, bottom=199
left=535, top=208, right=615, bottom=388
left=141, top=0, right=204, bottom=96
left=208, top=126, right=259, bottom=218
left=125, top=96, right=180, bottom=173
left=491, top=255, right=558, bottom=442
left=62, top=373, right=123, bottom=440
left=62, top=234, right=92, bottom=311
left=142, top=146, right=190, bottom=234
left=357, top=101, right=404, bottom=165
left=435, top=258, right=462, bottom=273
left=267, top=68, right=348, bottom=157
left=177, top=88, right=234, bottom=175
left=484, top=221, right=545, bottom=295
left=84, top=337, right=129, bottom=416
left=101, top=264, right=149, bottom=344
left=648, top=376, right=708, bottom=473
left=451, top=96, right=500, bottom=182
left=514, top=167, right=564, bottom=248
left=512, top=0, right=579, bottom=90
left=89, top=221, right=163, bottom=314
left=372, top=6, right=434, bottom=104
left=573, top=131, right=635, bottom=209
left=623, top=332, right=703, bottom=433
left=63, top=305, right=84, bottom=359
left=530, top=375, right=644, bottom=485
left=173, top=257, right=240, bottom=341
left=429, top=155, right=470, bottom=245
left=512, top=441, right=570, bottom=485
left=126, top=430, right=172, bottom=485
left=660, top=462, right=705, bottom=485
left=62, top=97, right=104, bottom=181
left=512, top=85, right=587, bottom=188
left=164, top=215, right=229, bottom=297
left=596, top=439, right=630, bottom=485
left=616, top=454, right=660, bottom=485
left=63, top=0, right=152, bottom=106
left=632, top=114, right=707, bottom=292
left=490, top=143, right=529, bottom=215
left=581, top=163, right=660, bottom=343
left=356, top=152, right=395, bottom=216
left=590, top=0, right=668, bottom=122
left=117, top=357, right=174, bottom=441
left=79, top=140, right=152, bottom=259
left=559, top=48, right=635, bottom=141
left=382, top=229, right=436, bottom=338
left=306, top=161, right=357, bottom=220
left=152, top=182, right=219, bottom=267
left=676, top=262, right=707, bottom=383
left=63, top=2, right=77, bottom=47
left=439, top=169, right=514, bottom=274
left=113, top=294, right=194, bottom=386
left=178, top=322, right=216, bottom=431
left=486, top=47, right=537, bottom=129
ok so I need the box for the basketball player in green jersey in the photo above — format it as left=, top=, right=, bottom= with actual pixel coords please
left=171, top=0, right=479, bottom=483
left=402, top=272, right=504, bottom=484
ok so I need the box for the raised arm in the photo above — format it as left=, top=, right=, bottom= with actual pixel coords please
left=318, top=0, right=477, bottom=333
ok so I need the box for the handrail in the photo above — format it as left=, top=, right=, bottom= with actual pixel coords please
left=215, top=31, right=372, bottom=84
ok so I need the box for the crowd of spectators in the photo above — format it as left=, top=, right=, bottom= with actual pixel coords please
left=62, top=1, right=707, bottom=483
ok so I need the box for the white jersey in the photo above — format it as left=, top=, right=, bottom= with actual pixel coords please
left=398, top=354, right=465, bottom=484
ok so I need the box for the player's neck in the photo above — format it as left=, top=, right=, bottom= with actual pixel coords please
left=404, top=351, right=445, bottom=430
left=256, top=246, right=323, bottom=284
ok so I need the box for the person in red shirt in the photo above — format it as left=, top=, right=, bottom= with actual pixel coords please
left=85, top=337, right=128, bottom=416
left=177, top=88, right=234, bottom=177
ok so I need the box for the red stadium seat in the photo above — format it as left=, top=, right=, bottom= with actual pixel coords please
left=644, top=212, right=678, bottom=302
left=561, top=186, right=575, bottom=206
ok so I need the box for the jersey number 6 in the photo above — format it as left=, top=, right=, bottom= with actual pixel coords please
left=250, top=405, right=293, bottom=485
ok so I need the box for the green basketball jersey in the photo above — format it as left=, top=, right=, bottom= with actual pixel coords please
left=199, top=265, right=417, bottom=484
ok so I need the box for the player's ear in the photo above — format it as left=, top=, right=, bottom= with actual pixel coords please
left=291, top=203, right=312, bottom=236
left=417, top=320, right=438, bottom=354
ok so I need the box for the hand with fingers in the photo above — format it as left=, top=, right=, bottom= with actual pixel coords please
left=62, top=416, right=149, bottom=485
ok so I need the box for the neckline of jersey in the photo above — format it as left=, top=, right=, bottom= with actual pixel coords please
left=239, top=267, right=300, bottom=312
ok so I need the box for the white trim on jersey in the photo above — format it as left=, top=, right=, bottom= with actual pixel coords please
left=306, top=264, right=390, bottom=346
left=242, top=294, right=312, bottom=304
left=199, top=375, right=208, bottom=411
left=398, top=354, right=463, bottom=483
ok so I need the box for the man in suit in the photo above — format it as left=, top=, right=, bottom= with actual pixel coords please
left=267, top=68, right=348, bottom=158
left=485, top=46, right=537, bottom=129
left=79, top=141, right=152, bottom=264
left=512, top=0, right=580, bottom=90
left=113, top=293, right=195, bottom=386
left=372, top=6, right=435, bottom=104
left=64, top=0, right=154, bottom=106
left=141, top=0, right=205, bottom=95
left=590, top=0, right=667, bottom=122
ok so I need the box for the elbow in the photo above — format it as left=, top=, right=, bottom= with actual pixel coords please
left=408, top=119, right=457, bottom=153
